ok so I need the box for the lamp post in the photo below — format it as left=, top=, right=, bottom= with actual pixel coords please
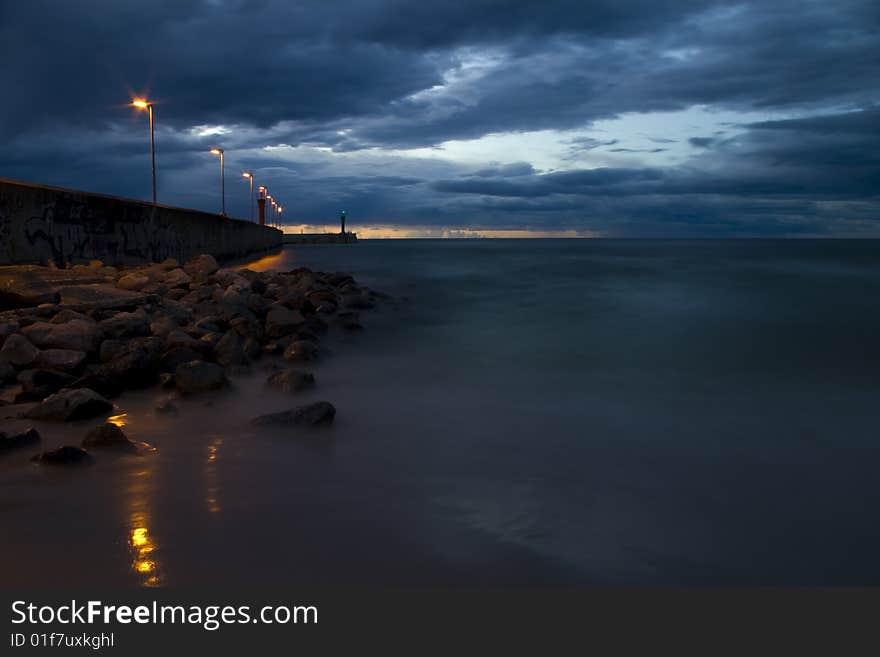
left=257, top=186, right=267, bottom=226
left=132, top=99, right=157, bottom=204
left=270, top=198, right=277, bottom=228
left=210, top=148, right=225, bottom=216
left=276, top=204, right=283, bottom=229
left=242, top=172, right=254, bottom=221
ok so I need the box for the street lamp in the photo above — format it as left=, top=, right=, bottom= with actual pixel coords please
left=210, top=148, right=225, bottom=216
left=276, top=204, right=283, bottom=229
left=132, top=99, right=157, bottom=204
left=242, top=172, right=254, bottom=221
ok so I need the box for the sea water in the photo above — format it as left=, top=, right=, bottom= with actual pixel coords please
left=2, top=239, right=880, bottom=586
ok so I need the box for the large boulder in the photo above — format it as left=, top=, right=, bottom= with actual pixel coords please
left=22, top=320, right=102, bottom=353
left=117, top=273, right=150, bottom=291
left=0, top=321, right=21, bottom=344
left=35, top=348, right=87, bottom=373
left=32, top=445, right=94, bottom=466
left=0, top=360, right=14, bottom=383
left=99, top=311, right=150, bottom=339
left=250, top=401, right=336, bottom=427
left=96, top=337, right=163, bottom=389
left=162, top=268, right=192, bottom=289
left=69, top=373, right=123, bottom=399
left=282, top=340, right=319, bottom=363
left=160, top=347, right=204, bottom=373
left=265, top=306, right=305, bottom=339
left=175, top=360, right=227, bottom=394
left=0, top=427, right=40, bottom=451
left=184, top=254, right=220, bottom=280
left=82, top=422, right=137, bottom=451
left=214, top=330, right=247, bottom=367
left=50, top=309, right=91, bottom=325
left=0, top=333, right=40, bottom=368
left=265, top=369, right=315, bottom=393
left=25, top=388, right=113, bottom=421
left=16, top=369, right=76, bottom=401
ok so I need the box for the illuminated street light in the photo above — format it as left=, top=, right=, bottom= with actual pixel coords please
left=210, top=148, right=225, bottom=216
left=131, top=99, right=157, bottom=203
left=242, top=172, right=254, bottom=221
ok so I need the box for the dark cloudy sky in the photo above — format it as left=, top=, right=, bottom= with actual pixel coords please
left=1, top=0, right=878, bottom=236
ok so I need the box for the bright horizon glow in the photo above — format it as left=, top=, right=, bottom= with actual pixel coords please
left=281, top=224, right=599, bottom=238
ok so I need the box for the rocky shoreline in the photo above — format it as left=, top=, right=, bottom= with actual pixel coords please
left=0, top=254, right=386, bottom=464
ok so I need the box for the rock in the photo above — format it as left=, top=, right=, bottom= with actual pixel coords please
left=35, top=348, right=87, bottom=373
left=99, top=339, right=126, bottom=362
left=159, top=258, right=179, bottom=270
left=0, top=384, right=23, bottom=405
left=265, top=306, right=305, bottom=338
left=165, top=288, right=187, bottom=301
left=96, top=338, right=163, bottom=389
left=175, top=360, right=227, bottom=394
left=165, top=329, right=206, bottom=352
left=327, top=272, right=355, bottom=287
left=342, top=319, right=364, bottom=331
left=243, top=337, right=262, bottom=361
left=160, top=347, right=204, bottom=373
left=154, top=395, right=178, bottom=414
left=117, top=273, right=150, bottom=291
left=0, top=427, right=40, bottom=451
left=82, top=422, right=137, bottom=451
left=229, top=316, right=263, bottom=340
left=265, top=369, right=315, bottom=393
left=24, top=388, right=113, bottom=421
left=22, top=320, right=102, bottom=353
left=0, top=277, right=60, bottom=308
left=0, top=360, right=14, bottom=383
left=184, top=254, right=220, bottom=280
left=16, top=369, right=76, bottom=401
left=32, top=445, right=94, bottom=466
left=194, top=316, right=224, bottom=333
left=70, top=373, right=122, bottom=399
left=215, top=330, right=247, bottom=366
left=250, top=401, right=336, bottom=427
left=0, top=334, right=40, bottom=368
left=100, top=311, right=150, bottom=339
left=50, top=309, right=91, bottom=324
left=163, top=268, right=192, bottom=288
left=141, top=281, right=168, bottom=296
left=150, top=316, right=178, bottom=338
left=0, top=321, right=21, bottom=345
left=250, top=278, right=267, bottom=295
left=282, top=340, right=319, bottom=363
left=316, top=302, right=338, bottom=315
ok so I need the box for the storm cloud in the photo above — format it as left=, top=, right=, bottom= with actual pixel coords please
left=0, top=0, right=877, bottom=235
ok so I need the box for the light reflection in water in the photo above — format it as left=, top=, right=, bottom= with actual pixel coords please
left=107, top=413, right=128, bottom=428
left=205, top=436, right=223, bottom=514
left=125, top=449, right=162, bottom=587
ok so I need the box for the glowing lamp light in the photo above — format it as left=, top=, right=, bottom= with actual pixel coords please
left=131, top=99, right=150, bottom=109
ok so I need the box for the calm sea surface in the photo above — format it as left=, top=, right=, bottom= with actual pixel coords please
left=3, top=239, right=880, bottom=586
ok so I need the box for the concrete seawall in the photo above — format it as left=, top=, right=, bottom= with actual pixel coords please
left=0, top=178, right=282, bottom=266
